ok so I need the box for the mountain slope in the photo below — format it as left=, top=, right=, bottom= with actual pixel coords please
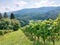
left=14, top=7, right=60, bottom=20
left=12, top=7, right=60, bottom=26
left=0, top=30, right=33, bottom=45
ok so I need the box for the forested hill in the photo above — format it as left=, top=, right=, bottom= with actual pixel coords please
left=13, top=7, right=60, bottom=20
left=10, top=7, right=60, bottom=26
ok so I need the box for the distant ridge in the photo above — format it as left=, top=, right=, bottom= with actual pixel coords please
left=13, top=7, right=60, bottom=20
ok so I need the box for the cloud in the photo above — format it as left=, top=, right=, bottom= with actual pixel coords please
left=0, top=7, right=14, bottom=12
left=0, top=7, right=8, bottom=12
left=28, top=0, right=60, bottom=8
left=0, top=0, right=60, bottom=12
left=15, top=1, right=28, bottom=7
left=0, top=1, right=28, bottom=12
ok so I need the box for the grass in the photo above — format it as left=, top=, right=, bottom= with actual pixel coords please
left=0, top=29, right=33, bottom=45
left=0, top=29, right=60, bottom=45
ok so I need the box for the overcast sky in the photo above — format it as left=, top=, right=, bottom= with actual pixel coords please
left=0, top=0, right=60, bottom=12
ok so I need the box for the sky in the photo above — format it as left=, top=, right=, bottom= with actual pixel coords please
left=0, top=0, right=60, bottom=12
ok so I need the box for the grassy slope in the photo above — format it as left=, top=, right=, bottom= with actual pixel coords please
left=0, top=30, right=60, bottom=45
left=0, top=30, right=33, bottom=45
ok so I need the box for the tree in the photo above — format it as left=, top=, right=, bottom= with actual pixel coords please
left=39, top=20, right=51, bottom=44
left=0, top=13, right=2, bottom=19
left=56, top=14, right=60, bottom=36
left=0, top=18, right=11, bottom=30
left=48, top=19, right=58, bottom=45
left=11, top=19, right=20, bottom=31
left=10, top=13, right=15, bottom=19
left=21, top=17, right=60, bottom=45
left=0, top=18, right=20, bottom=31
left=4, top=12, right=8, bottom=18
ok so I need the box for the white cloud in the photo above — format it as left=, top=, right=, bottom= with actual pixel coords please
left=28, top=0, right=60, bottom=8
left=0, top=1, right=28, bottom=12
left=15, top=1, right=28, bottom=7
left=12, top=1, right=28, bottom=11
left=0, top=0, right=60, bottom=12
left=0, top=7, right=14, bottom=12
left=0, top=7, right=7, bottom=12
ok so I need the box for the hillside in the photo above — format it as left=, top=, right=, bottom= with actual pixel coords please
left=0, top=29, right=60, bottom=45
left=14, top=7, right=60, bottom=20
left=0, top=30, right=33, bottom=45
left=12, top=7, right=60, bottom=26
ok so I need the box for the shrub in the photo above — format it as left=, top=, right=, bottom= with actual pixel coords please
left=4, top=30, right=13, bottom=34
left=0, top=31, right=4, bottom=35
left=11, top=19, right=20, bottom=31
left=0, top=18, right=20, bottom=31
left=0, top=30, right=13, bottom=35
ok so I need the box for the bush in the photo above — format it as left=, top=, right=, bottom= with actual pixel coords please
left=0, top=31, right=4, bottom=35
left=0, top=18, right=20, bottom=31
left=11, top=19, right=20, bottom=31
left=0, top=30, right=13, bottom=35
left=4, top=30, right=13, bottom=34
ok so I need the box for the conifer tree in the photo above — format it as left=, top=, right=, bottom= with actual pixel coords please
left=4, top=12, right=8, bottom=18
left=10, top=13, right=15, bottom=19
left=0, top=13, right=2, bottom=19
